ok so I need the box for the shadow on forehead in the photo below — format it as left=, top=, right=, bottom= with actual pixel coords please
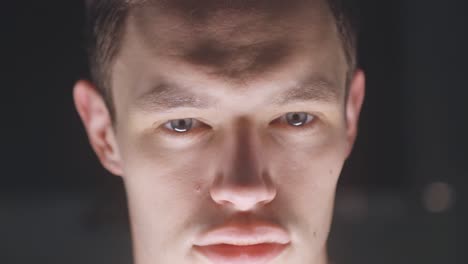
left=149, top=0, right=318, bottom=81
left=129, top=0, right=332, bottom=84
left=158, top=0, right=305, bottom=21
left=183, top=39, right=291, bottom=80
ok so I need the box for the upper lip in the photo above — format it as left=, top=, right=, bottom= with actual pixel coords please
left=194, top=217, right=290, bottom=246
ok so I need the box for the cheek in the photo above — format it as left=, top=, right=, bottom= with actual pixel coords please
left=118, top=128, right=220, bottom=210
left=276, top=146, right=345, bottom=194
left=122, top=137, right=208, bottom=198
left=271, top=138, right=346, bottom=245
left=120, top=135, right=213, bottom=245
left=271, top=128, right=348, bottom=204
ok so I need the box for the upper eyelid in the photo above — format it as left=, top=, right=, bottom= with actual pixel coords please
left=273, top=111, right=315, bottom=121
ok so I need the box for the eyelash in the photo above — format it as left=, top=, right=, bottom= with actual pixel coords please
left=159, top=112, right=317, bottom=137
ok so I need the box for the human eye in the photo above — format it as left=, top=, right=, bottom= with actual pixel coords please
left=161, top=118, right=210, bottom=136
left=270, top=112, right=316, bottom=129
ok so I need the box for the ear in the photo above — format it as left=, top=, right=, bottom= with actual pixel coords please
left=73, top=80, right=123, bottom=176
left=345, top=69, right=366, bottom=157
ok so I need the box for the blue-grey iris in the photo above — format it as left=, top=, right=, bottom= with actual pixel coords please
left=170, top=118, right=193, bottom=132
left=286, top=112, right=309, bottom=126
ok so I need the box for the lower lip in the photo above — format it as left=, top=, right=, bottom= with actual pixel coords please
left=194, top=243, right=289, bottom=264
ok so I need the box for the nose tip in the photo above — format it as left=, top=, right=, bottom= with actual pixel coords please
left=210, top=174, right=277, bottom=211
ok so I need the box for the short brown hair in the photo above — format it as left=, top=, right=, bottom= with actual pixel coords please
left=84, top=0, right=359, bottom=119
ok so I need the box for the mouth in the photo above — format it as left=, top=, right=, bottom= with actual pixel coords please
left=193, top=218, right=291, bottom=263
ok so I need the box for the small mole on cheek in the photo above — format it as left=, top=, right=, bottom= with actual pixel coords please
left=195, top=184, right=202, bottom=194
left=313, top=231, right=317, bottom=237
left=329, top=169, right=333, bottom=175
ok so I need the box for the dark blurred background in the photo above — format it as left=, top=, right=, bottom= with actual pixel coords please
left=3, top=0, right=467, bottom=263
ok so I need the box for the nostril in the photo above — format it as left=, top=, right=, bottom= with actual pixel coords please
left=210, top=171, right=277, bottom=211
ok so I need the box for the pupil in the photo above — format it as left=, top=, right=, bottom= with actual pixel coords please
left=288, top=112, right=306, bottom=126
left=172, top=119, right=192, bottom=132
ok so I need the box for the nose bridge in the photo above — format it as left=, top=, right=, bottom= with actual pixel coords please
left=229, top=117, right=263, bottom=185
left=210, top=116, right=276, bottom=211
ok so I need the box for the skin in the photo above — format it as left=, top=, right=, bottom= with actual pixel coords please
left=74, top=0, right=365, bottom=263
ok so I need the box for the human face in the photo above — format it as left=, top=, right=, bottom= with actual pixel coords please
left=74, top=0, right=365, bottom=263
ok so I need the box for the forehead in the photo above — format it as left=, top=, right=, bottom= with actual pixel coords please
left=115, top=0, right=346, bottom=96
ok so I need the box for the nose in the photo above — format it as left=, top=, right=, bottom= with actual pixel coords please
left=210, top=118, right=277, bottom=211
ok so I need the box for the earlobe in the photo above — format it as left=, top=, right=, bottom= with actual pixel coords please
left=73, top=80, right=124, bottom=176
left=345, top=69, right=366, bottom=156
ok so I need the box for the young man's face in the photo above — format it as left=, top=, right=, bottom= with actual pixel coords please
left=74, top=0, right=365, bottom=263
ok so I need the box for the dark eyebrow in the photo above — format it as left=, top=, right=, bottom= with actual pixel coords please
left=272, top=76, right=340, bottom=105
left=134, top=82, right=216, bottom=113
